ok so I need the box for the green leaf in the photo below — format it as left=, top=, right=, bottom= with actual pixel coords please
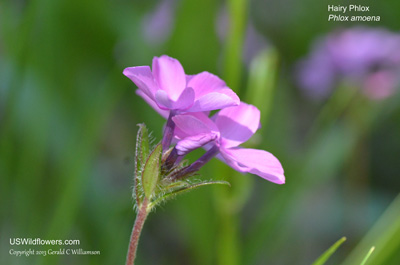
left=312, top=237, right=347, bottom=265
left=141, top=144, right=162, bottom=199
left=150, top=180, right=231, bottom=208
left=360, top=247, right=375, bottom=265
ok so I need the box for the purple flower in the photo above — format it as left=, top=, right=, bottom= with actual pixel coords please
left=172, top=103, right=285, bottom=184
left=123, top=55, right=240, bottom=115
left=297, top=27, right=400, bottom=100
left=124, top=55, right=240, bottom=151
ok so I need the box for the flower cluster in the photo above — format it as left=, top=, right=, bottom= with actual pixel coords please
left=124, top=55, right=285, bottom=184
left=296, top=27, right=400, bottom=100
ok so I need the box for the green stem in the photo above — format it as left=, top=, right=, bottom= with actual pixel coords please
left=217, top=210, right=240, bottom=265
left=223, top=0, right=247, bottom=90
left=126, top=198, right=149, bottom=265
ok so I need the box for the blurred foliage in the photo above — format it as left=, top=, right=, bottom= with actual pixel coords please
left=312, top=237, right=346, bottom=265
left=1, top=0, right=400, bottom=264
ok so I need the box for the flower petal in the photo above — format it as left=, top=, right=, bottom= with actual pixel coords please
left=175, top=133, right=218, bottom=155
left=187, top=72, right=240, bottom=112
left=174, top=87, right=195, bottom=110
left=172, top=112, right=219, bottom=138
left=220, top=147, right=285, bottom=184
left=123, top=66, right=158, bottom=99
left=213, top=102, right=260, bottom=148
left=186, top=74, right=195, bottom=84
left=152, top=55, right=186, bottom=101
left=189, top=91, right=240, bottom=112
left=136, top=89, right=169, bottom=119
left=155, top=90, right=174, bottom=109
left=187, top=71, right=226, bottom=97
left=155, top=87, right=195, bottom=111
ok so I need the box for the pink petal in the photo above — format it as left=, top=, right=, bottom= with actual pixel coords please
left=174, top=87, right=195, bottom=110
left=172, top=113, right=219, bottom=138
left=213, top=102, right=260, bottom=148
left=220, top=147, right=285, bottom=184
left=152, top=55, right=186, bottom=101
left=189, top=91, right=240, bottom=112
left=186, top=74, right=195, bottom=84
left=136, top=90, right=169, bottom=119
left=155, top=87, right=195, bottom=110
left=175, top=133, right=218, bottom=155
left=155, top=90, right=174, bottom=109
left=123, top=66, right=158, bottom=99
left=186, top=72, right=240, bottom=111
left=187, top=71, right=226, bottom=97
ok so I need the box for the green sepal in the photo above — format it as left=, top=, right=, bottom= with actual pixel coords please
left=136, top=124, right=149, bottom=169
left=142, top=144, right=162, bottom=199
left=312, top=237, right=346, bottom=265
left=134, top=124, right=150, bottom=205
left=149, top=180, right=230, bottom=209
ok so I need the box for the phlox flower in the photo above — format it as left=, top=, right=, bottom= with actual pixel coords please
left=172, top=102, right=285, bottom=184
left=297, top=27, right=400, bottom=100
left=124, top=55, right=240, bottom=150
left=123, top=55, right=240, bottom=116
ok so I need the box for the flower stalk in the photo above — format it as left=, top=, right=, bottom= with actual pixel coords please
left=126, top=198, right=149, bottom=265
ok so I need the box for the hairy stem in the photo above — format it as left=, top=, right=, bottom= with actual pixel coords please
left=126, top=198, right=149, bottom=265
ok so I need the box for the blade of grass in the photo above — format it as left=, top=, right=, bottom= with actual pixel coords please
left=360, top=247, right=375, bottom=265
left=341, top=194, right=400, bottom=265
left=245, top=48, right=278, bottom=124
left=311, top=237, right=347, bottom=265
left=216, top=0, right=248, bottom=264
left=222, top=0, right=247, bottom=90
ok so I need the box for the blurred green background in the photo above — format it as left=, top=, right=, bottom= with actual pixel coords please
left=1, top=0, right=400, bottom=264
